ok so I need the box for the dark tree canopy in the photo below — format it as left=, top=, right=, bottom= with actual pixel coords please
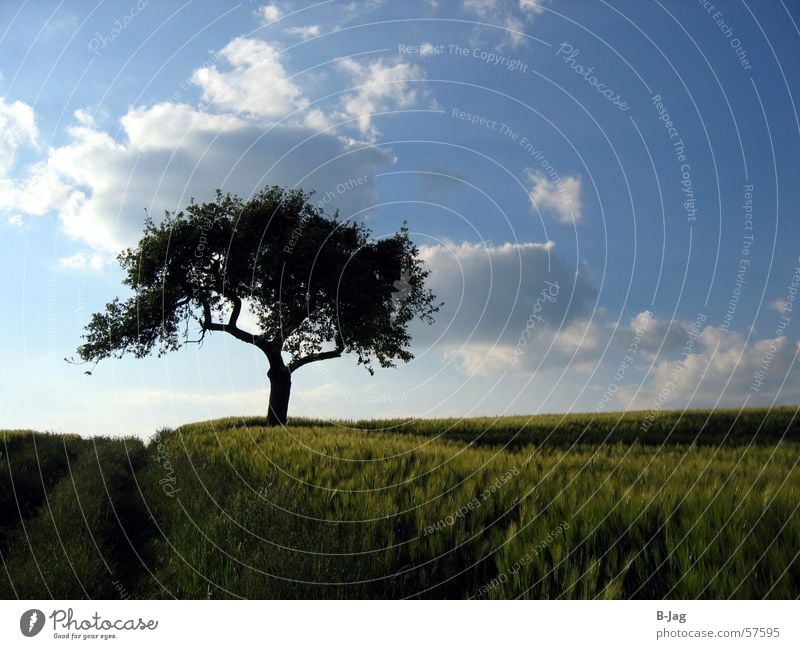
left=75, top=186, right=440, bottom=424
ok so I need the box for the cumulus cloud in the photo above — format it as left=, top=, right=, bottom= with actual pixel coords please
left=412, top=240, right=597, bottom=374
left=285, top=25, right=321, bottom=39
left=1, top=102, right=394, bottom=250
left=630, top=310, right=704, bottom=360
left=57, top=252, right=110, bottom=271
left=413, top=246, right=763, bottom=391
left=464, top=0, right=544, bottom=14
left=122, top=387, right=264, bottom=408
left=526, top=169, right=582, bottom=223
left=337, top=58, right=432, bottom=137
left=461, top=0, right=545, bottom=47
left=417, top=42, right=439, bottom=56
left=0, top=27, right=445, bottom=251
left=192, top=37, right=307, bottom=120
left=1, top=28, right=443, bottom=250
left=187, top=35, right=433, bottom=140
left=258, top=4, right=282, bottom=22
left=771, top=298, right=789, bottom=314
left=0, top=96, right=38, bottom=174
left=119, top=102, right=247, bottom=149
left=518, top=0, right=545, bottom=13
left=618, top=325, right=800, bottom=410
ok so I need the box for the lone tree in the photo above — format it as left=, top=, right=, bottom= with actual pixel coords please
left=73, top=186, right=439, bottom=425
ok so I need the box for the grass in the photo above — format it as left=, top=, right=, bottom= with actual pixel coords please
left=1, top=406, right=799, bottom=598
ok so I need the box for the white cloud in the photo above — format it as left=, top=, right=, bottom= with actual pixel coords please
left=57, top=252, right=110, bottom=271
left=442, top=318, right=607, bottom=378
left=414, top=246, right=760, bottom=391
left=190, top=38, right=435, bottom=138
left=428, top=285, right=800, bottom=410
left=0, top=96, right=38, bottom=174
left=258, top=4, right=282, bottom=22
left=192, top=37, right=307, bottom=120
left=337, top=58, right=431, bottom=137
left=519, top=0, right=545, bottom=14
left=462, top=0, right=490, bottom=15
left=441, top=343, right=511, bottom=377
left=338, top=0, right=385, bottom=21
left=0, top=156, right=70, bottom=218
left=629, top=310, right=701, bottom=360
left=771, top=298, right=789, bottom=314
left=461, top=0, right=545, bottom=47
left=6, top=213, right=23, bottom=227
left=526, top=169, right=583, bottom=223
left=120, top=102, right=247, bottom=150
left=73, top=108, right=96, bottom=127
left=261, top=0, right=384, bottom=31
left=124, top=387, right=265, bottom=408
left=618, top=326, right=800, bottom=410
left=1, top=100, right=394, bottom=250
left=2, top=33, right=441, bottom=250
left=285, top=25, right=321, bottom=39
left=464, top=0, right=544, bottom=16
left=413, top=240, right=597, bottom=376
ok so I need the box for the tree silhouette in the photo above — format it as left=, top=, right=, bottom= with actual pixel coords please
left=73, top=186, right=440, bottom=425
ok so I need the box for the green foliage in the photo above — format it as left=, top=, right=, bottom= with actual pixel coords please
left=74, top=186, right=440, bottom=376
left=0, top=431, right=85, bottom=552
left=2, top=407, right=798, bottom=598
left=195, top=406, right=800, bottom=447
left=0, top=437, right=154, bottom=599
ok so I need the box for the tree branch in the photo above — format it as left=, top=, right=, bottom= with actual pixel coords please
left=200, top=296, right=271, bottom=355
left=288, top=331, right=345, bottom=373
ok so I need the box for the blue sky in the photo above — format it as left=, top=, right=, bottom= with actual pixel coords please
left=1, top=0, right=799, bottom=436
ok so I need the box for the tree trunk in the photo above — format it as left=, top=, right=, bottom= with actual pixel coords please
left=267, top=364, right=291, bottom=426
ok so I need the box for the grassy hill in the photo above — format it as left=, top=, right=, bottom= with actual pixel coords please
left=1, top=407, right=799, bottom=598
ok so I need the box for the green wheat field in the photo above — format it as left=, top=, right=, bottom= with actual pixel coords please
left=1, top=407, right=798, bottom=599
